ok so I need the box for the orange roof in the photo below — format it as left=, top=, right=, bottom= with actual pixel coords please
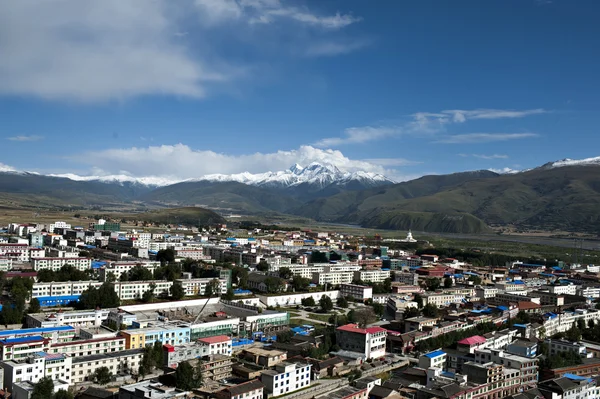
left=198, top=335, right=231, bottom=344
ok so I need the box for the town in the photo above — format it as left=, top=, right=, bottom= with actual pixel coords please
left=0, top=218, right=598, bottom=399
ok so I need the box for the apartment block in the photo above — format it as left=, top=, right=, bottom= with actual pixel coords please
left=336, top=324, right=386, bottom=359
left=260, top=362, right=312, bottom=397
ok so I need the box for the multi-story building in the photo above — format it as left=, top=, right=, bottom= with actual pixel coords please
left=542, top=284, right=577, bottom=296
left=419, top=350, right=447, bottom=369
left=98, top=261, right=161, bottom=281
left=340, top=284, right=373, bottom=301
left=196, top=355, right=233, bottom=383
left=536, top=375, right=597, bottom=399
left=241, top=347, right=287, bottom=368
left=121, top=323, right=191, bottom=349
left=178, top=277, right=229, bottom=297
left=311, top=271, right=354, bottom=285
left=260, top=362, right=312, bottom=397
left=70, top=349, right=144, bottom=384
left=475, top=286, right=499, bottom=300
left=0, top=326, right=76, bottom=343
left=2, top=352, right=73, bottom=391
left=474, top=348, right=539, bottom=387
left=422, top=292, right=467, bottom=307
left=163, top=342, right=209, bottom=368
left=336, top=324, right=386, bottom=359
left=0, top=336, right=50, bottom=361
left=0, top=244, right=35, bottom=262
left=49, top=336, right=126, bottom=357
left=287, top=263, right=361, bottom=279
left=460, top=362, right=522, bottom=398
left=197, top=335, right=232, bottom=356
left=0, top=258, right=12, bottom=271
left=545, top=338, right=587, bottom=357
left=353, top=269, right=391, bottom=284
left=30, top=282, right=102, bottom=301
left=393, top=272, right=419, bottom=285
left=31, top=257, right=91, bottom=271
left=175, top=248, right=207, bottom=260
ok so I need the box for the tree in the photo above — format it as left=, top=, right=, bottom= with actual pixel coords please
left=301, top=297, right=316, bottom=307
left=92, top=366, right=112, bottom=385
left=264, top=277, right=284, bottom=294
left=577, top=318, right=586, bottom=331
left=77, top=283, right=120, bottom=310
left=142, top=283, right=157, bottom=303
left=205, top=278, right=222, bottom=297
left=347, top=309, right=356, bottom=323
left=292, top=275, right=310, bottom=291
left=256, top=260, right=269, bottom=272
left=404, top=307, right=420, bottom=319
left=31, top=377, right=54, bottom=399
left=372, top=302, right=385, bottom=316
left=468, top=275, right=482, bottom=285
left=319, top=295, right=333, bottom=312
left=156, top=248, right=175, bottom=264
left=276, top=330, right=293, bottom=343
left=279, top=267, right=293, bottom=279
left=444, top=277, right=453, bottom=288
left=231, top=266, right=248, bottom=288
left=28, top=297, right=41, bottom=314
left=310, top=251, right=328, bottom=263
left=566, top=324, right=582, bottom=342
left=170, top=281, right=185, bottom=300
left=175, top=361, right=201, bottom=391
left=425, top=278, right=441, bottom=291
left=54, top=390, right=74, bottom=399
left=355, top=308, right=376, bottom=327
left=222, top=288, right=235, bottom=301
left=129, top=265, right=154, bottom=281
left=589, top=319, right=595, bottom=329
left=422, top=303, right=439, bottom=318
left=106, top=272, right=117, bottom=283
left=414, top=293, right=424, bottom=309
left=336, top=297, right=348, bottom=308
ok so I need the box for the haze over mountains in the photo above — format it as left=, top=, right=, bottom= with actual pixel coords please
left=2, top=157, right=600, bottom=234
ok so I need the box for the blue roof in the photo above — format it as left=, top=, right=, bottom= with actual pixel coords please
left=424, top=350, right=446, bottom=358
left=512, top=280, right=525, bottom=285
left=454, top=274, right=464, bottom=278
left=552, top=266, right=563, bottom=270
left=37, top=295, right=81, bottom=301
left=513, top=323, right=528, bottom=328
left=563, top=373, right=593, bottom=382
left=91, top=261, right=107, bottom=269
left=0, top=326, right=75, bottom=337
left=497, top=306, right=508, bottom=311
left=539, top=273, right=554, bottom=277
left=464, top=271, right=479, bottom=276
left=517, top=263, right=545, bottom=268
left=0, top=335, right=46, bottom=344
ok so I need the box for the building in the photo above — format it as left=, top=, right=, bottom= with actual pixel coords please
left=70, top=349, right=144, bottom=384
left=241, top=347, right=287, bottom=368
left=260, top=362, right=312, bottom=397
left=0, top=326, right=75, bottom=343
left=474, top=348, right=539, bottom=387
left=197, top=335, right=232, bottom=356
left=196, top=355, right=233, bottom=383
left=404, top=317, right=438, bottom=333
left=353, top=269, right=391, bottom=284
left=311, top=270, right=354, bottom=286
left=340, top=284, right=373, bottom=301
left=2, top=352, right=73, bottom=391
left=457, top=336, right=488, bottom=354
left=422, top=292, right=467, bottom=307
left=26, top=308, right=109, bottom=328
left=214, top=379, right=264, bottom=399
left=336, top=324, right=387, bottom=359
left=545, top=339, right=587, bottom=357
left=49, top=336, right=126, bottom=357
left=419, top=350, right=447, bottom=369
left=536, top=375, right=597, bottom=399
left=163, top=342, right=209, bottom=368
left=31, top=257, right=91, bottom=271
left=0, top=336, right=50, bottom=361
left=119, top=381, right=189, bottom=399
left=121, top=323, right=191, bottom=349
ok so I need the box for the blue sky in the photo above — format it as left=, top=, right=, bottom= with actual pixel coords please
left=1, top=0, right=599, bottom=182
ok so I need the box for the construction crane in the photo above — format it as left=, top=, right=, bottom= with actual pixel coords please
left=192, top=293, right=216, bottom=325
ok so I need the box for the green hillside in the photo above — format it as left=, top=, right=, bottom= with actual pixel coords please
left=129, top=207, right=226, bottom=226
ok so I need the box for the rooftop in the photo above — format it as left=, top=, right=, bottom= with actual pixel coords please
left=457, top=336, right=487, bottom=346
left=336, top=324, right=387, bottom=335
left=423, top=350, right=446, bottom=358
left=198, top=335, right=231, bottom=344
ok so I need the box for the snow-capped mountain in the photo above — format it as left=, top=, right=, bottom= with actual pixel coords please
left=539, top=156, right=600, bottom=169
left=197, top=162, right=395, bottom=188
left=47, top=173, right=184, bottom=187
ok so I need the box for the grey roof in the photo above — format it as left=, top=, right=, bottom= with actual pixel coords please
left=539, top=377, right=578, bottom=393
left=222, top=379, right=265, bottom=396
left=369, top=385, right=396, bottom=399
left=72, top=348, right=144, bottom=364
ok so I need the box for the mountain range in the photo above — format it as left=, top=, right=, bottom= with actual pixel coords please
left=2, top=157, right=600, bottom=234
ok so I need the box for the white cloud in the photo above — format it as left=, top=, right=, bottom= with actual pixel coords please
left=67, top=144, right=406, bottom=179
left=305, top=40, right=369, bottom=57
left=459, top=154, right=509, bottom=159
left=434, top=133, right=539, bottom=144
left=489, top=167, right=521, bottom=174
left=0, top=0, right=361, bottom=102
left=0, top=163, right=17, bottom=172
left=314, top=126, right=400, bottom=147
left=361, top=158, right=423, bottom=167
left=7, top=135, right=44, bottom=142
left=442, top=108, right=547, bottom=122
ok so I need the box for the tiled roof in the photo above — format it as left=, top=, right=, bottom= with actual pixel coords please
left=198, top=335, right=231, bottom=344
left=457, top=335, right=487, bottom=345
left=336, top=324, right=386, bottom=335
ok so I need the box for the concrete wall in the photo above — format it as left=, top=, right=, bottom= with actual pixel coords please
left=257, top=291, right=340, bottom=307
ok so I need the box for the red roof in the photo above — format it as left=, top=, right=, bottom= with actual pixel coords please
left=336, top=324, right=387, bottom=335
left=457, top=335, right=487, bottom=346
left=198, top=335, right=231, bottom=344
left=517, top=301, right=541, bottom=310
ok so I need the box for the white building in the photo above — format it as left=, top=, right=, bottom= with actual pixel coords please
left=31, top=257, right=91, bottom=271
left=542, top=284, right=577, bottom=296
left=260, top=362, right=312, bottom=397
left=353, top=269, right=391, bottom=283
left=31, top=281, right=102, bottom=299
left=2, top=352, right=73, bottom=392
left=48, top=221, right=71, bottom=233
left=70, top=349, right=144, bottom=384
left=197, top=335, right=233, bottom=356
left=545, top=339, right=587, bottom=357
left=419, top=350, right=447, bottom=369
left=336, top=324, right=387, bottom=359
left=340, top=284, right=373, bottom=301
left=0, top=258, right=13, bottom=271
left=311, top=271, right=354, bottom=285
left=26, top=308, right=110, bottom=328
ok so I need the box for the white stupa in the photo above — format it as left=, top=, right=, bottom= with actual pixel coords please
left=402, top=230, right=417, bottom=243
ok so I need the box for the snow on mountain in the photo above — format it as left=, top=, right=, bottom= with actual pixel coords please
left=47, top=173, right=184, bottom=187
left=542, top=156, right=600, bottom=169
left=197, top=162, right=395, bottom=188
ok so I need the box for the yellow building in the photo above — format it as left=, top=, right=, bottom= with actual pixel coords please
left=121, top=331, right=146, bottom=349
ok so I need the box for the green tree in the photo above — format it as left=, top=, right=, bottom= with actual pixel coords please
left=106, top=272, right=117, bottom=283
left=222, top=288, right=235, bottom=301
left=256, top=260, right=269, bottom=272
left=205, top=278, right=222, bottom=297
left=310, top=251, right=328, bottom=263
left=301, top=297, right=316, bottom=307
left=292, top=275, right=310, bottom=291
left=276, top=330, right=293, bottom=343
left=577, top=318, right=586, bottom=331
left=404, top=307, right=420, bottom=319
left=319, top=295, right=333, bottom=312
left=414, top=293, right=424, bottom=309
left=422, top=303, right=439, bottom=318
left=468, top=275, right=482, bottom=285
left=156, top=248, right=176, bottom=264
left=92, top=366, right=112, bottom=385
left=588, top=319, right=595, bottom=329
left=444, top=277, right=453, bottom=288
left=425, top=278, right=441, bottom=291
left=170, top=281, right=185, bottom=300
left=264, top=277, right=284, bottom=293
left=355, top=308, right=376, bottom=327
left=566, top=324, right=582, bottom=342
left=129, top=265, right=154, bottom=281
left=54, top=390, right=74, bottom=399
left=347, top=309, right=356, bottom=323
left=175, top=361, right=201, bottom=391
left=231, top=266, right=248, bottom=288
left=336, top=297, right=348, bottom=308
left=28, top=298, right=41, bottom=314
left=142, top=283, right=157, bottom=303
left=278, top=267, right=293, bottom=279
left=31, top=377, right=54, bottom=399
left=372, top=302, right=385, bottom=316
left=383, top=278, right=392, bottom=292
left=77, top=283, right=120, bottom=310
